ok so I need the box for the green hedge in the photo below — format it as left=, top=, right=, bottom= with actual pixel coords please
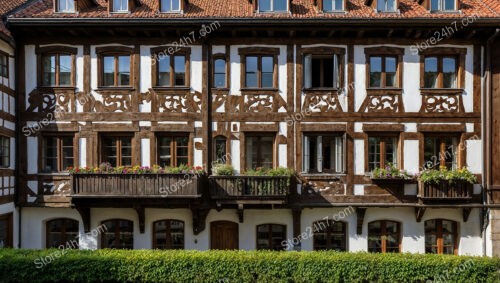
left=0, top=249, right=499, bottom=282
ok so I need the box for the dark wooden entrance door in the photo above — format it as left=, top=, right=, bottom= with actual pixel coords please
left=210, top=221, right=239, bottom=250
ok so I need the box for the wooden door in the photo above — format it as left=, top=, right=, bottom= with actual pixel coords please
left=210, top=221, right=238, bottom=250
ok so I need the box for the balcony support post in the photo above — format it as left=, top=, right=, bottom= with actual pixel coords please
left=292, top=208, right=302, bottom=251
left=75, top=206, right=91, bottom=233
left=356, top=207, right=367, bottom=235
left=415, top=207, right=426, bottom=222
left=192, top=208, right=210, bottom=235
left=237, top=204, right=244, bottom=223
left=134, top=205, right=145, bottom=233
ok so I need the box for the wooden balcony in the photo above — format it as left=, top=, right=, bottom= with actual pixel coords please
left=419, top=181, right=473, bottom=202
left=208, top=176, right=292, bottom=201
left=72, top=173, right=203, bottom=198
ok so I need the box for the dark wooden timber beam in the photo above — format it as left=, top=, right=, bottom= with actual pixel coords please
left=415, top=207, right=426, bottom=222
left=356, top=208, right=367, bottom=235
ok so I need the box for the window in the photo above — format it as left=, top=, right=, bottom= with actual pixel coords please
left=423, top=136, right=459, bottom=170
left=424, top=56, right=457, bottom=88
left=112, top=0, right=128, bottom=12
left=0, top=136, right=9, bottom=168
left=425, top=219, right=458, bottom=255
left=0, top=214, right=12, bottom=248
left=259, top=0, right=288, bottom=12
left=57, top=0, right=75, bottom=12
left=213, top=58, right=226, bottom=88
left=46, top=218, right=79, bottom=248
left=101, top=135, right=132, bottom=167
left=369, top=56, right=398, bottom=88
left=430, top=0, right=456, bottom=11
left=377, top=0, right=396, bottom=11
left=41, top=54, right=73, bottom=86
left=153, top=220, right=184, bottom=249
left=323, top=0, right=344, bottom=11
left=256, top=224, right=286, bottom=250
left=157, top=135, right=189, bottom=167
left=313, top=221, right=347, bottom=251
left=214, top=136, right=227, bottom=162
left=0, top=53, right=8, bottom=78
left=303, top=134, right=345, bottom=174
left=156, top=54, right=187, bottom=87
left=161, top=0, right=181, bottom=12
left=304, top=55, right=340, bottom=89
left=245, top=135, right=274, bottom=170
left=244, top=56, right=275, bottom=88
left=101, top=219, right=133, bottom=249
left=101, top=55, right=130, bottom=87
left=368, top=136, right=398, bottom=171
left=368, top=220, right=401, bottom=253
left=42, top=136, right=74, bottom=172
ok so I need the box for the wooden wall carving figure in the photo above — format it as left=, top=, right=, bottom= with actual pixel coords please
left=359, top=94, right=402, bottom=113
left=420, top=94, right=464, bottom=113
left=302, top=92, right=343, bottom=112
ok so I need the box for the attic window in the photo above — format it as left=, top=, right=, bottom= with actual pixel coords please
left=259, top=0, right=288, bottom=12
left=323, top=0, right=344, bottom=12
left=113, top=0, right=129, bottom=12
left=57, top=0, right=75, bottom=12
left=377, top=0, right=396, bottom=12
left=430, top=0, right=456, bottom=11
left=161, top=0, right=181, bottom=12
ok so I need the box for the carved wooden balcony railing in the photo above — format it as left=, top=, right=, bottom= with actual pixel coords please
left=208, top=176, right=292, bottom=200
left=72, top=173, right=203, bottom=198
left=419, top=180, right=473, bottom=201
left=212, top=89, right=287, bottom=113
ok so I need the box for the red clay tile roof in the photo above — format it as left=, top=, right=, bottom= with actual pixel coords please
left=8, top=0, right=500, bottom=20
left=0, top=0, right=30, bottom=39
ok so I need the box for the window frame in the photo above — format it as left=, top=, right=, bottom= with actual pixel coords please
left=239, top=47, right=279, bottom=90
left=429, top=0, right=458, bottom=12
left=160, top=0, right=183, bottom=13
left=151, top=47, right=191, bottom=89
left=100, top=219, right=134, bottom=249
left=156, top=133, right=191, bottom=167
left=367, top=135, right=399, bottom=172
left=244, top=133, right=276, bottom=170
left=368, top=220, right=401, bottom=253
left=0, top=136, right=9, bottom=169
left=37, top=46, right=77, bottom=88
left=55, top=0, right=76, bottom=13
left=0, top=213, right=13, bottom=248
left=423, top=134, right=460, bottom=170
left=45, top=218, right=79, bottom=249
left=111, top=0, right=129, bottom=13
left=0, top=51, right=9, bottom=78
left=213, top=135, right=229, bottom=163
left=364, top=47, right=404, bottom=93
left=425, top=219, right=458, bottom=255
left=319, top=0, right=346, bottom=12
left=375, top=0, right=398, bottom=12
left=312, top=220, right=347, bottom=251
left=41, top=134, right=75, bottom=173
left=419, top=48, right=466, bottom=91
left=256, top=224, right=286, bottom=251
left=212, top=54, right=228, bottom=89
left=302, top=132, right=346, bottom=174
left=152, top=219, right=185, bottom=249
left=96, top=46, right=134, bottom=88
left=100, top=133, right=134, bottom=167
left=257, top=0, right=289, bottom=13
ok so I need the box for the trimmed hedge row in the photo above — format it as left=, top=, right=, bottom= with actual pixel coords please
left=0, top=249, right=499, bottom=282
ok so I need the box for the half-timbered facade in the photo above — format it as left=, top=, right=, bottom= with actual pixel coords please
left=1, top=0, right=499, bottom=254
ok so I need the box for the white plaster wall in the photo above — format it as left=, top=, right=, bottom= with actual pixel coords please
left=27, top=136, right=38, bottom=174
left=141, top=138, right=150, bottom=167
left=404, top=140, right=420, bottom=173
left=230, top=140, right=240, bottom=173
left=466, top=139, right=482, bottom=174
left=79, top=138, right=87, bottom=167
left=190, top=46, right=203, bottom=93
left=354, top=139, right=364, bottom=175
left=0, top=203, right=18, bottom=248
left=24, top=45, right=37, bottom=109
left=193, top=137, right=203, bottom=167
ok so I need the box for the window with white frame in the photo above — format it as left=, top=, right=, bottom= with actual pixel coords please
left=323, top=0, right=344, bottom=12
left=304, top=54, right=340, bottom=89
left=58, top=0, right=75, bottom=12
left=303, top=134, right=345, bottom=174
left=377, top=0, right=396, bottom=12
left=430, top=0, right=456, bottom=11
left=259, top=0, right=288, bottom=12
left=113, top=0, right=128, bottom=12
left=161, top=0, right=181, bottom=12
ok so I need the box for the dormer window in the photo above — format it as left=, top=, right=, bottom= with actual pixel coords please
left=323, top=0, right=344, bottom=12
left=430, top=0, right=456, bottom=11
left=113, top=0, right=128, bottom=12
left=57, top=0, right=75, bottom=12
left=377, top=0, right=396, bottom=11
left=259, top=0, right=288, bottom=12
left=161, top=0, right=181, bottom=12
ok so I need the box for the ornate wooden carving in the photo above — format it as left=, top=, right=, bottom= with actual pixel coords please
left=237, top=203, right=244, bottom=223
left=356, top=207, right=367, bottom=235
left=420, top=94, right=464, bottom=113
left=415, top=207, right=426, bottom=222
left=218, top=91, right=286, bottom=113
left=134, top=205, right=145, bottom=233
left=75, top=206, right=91, bottom=233
left=41, top=180, right=71, bottom=196
left=144, top=89, right=202, bottom=113
left=359, top=94, right=402, bottom=113
left=26, top=88, right=76, bottom=114
left=463, top=207, right=472, bottom=222
left=192, top=208, right=210, bottom=235
left=302, top=91, right=343, bottom=112
left=92, top=91, right=132, bottom=113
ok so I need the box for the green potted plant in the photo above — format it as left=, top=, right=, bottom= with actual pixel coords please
left=419, top=167, right=476, bottom=199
